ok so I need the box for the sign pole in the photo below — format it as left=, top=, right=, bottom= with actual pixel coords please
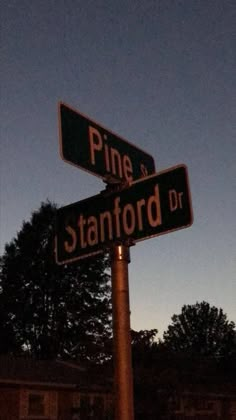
left=110, top=244, right=134, bottom=420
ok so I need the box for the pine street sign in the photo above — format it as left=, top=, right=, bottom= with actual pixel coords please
left=58, top=102, right=155, bottom=183
left=55, top=165, right=193, bottom=264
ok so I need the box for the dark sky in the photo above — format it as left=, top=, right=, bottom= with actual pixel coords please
left=1, top=0, right=235, bottom=336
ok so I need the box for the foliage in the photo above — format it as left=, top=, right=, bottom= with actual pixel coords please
left=162, top=301, right=236, bottom=358
left=131, top=328, right=158, bottom=347
left=0, top=201, right=112, bottom=362
left=131, top=328, right=159, bottom=370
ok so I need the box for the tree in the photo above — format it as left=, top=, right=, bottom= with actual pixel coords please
left=131, top=328, right=158, bottom=363
left=0, top=201, right=112, bottom=362
left=163, top=301, right=236, bottom=358
left=131, top=328, right=158, bottom=348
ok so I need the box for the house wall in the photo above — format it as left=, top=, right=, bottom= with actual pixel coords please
left=19, top=388, right=58, bottom=419
left=57, top=390, right=73, bottom=420
left=169, top=396, right=236, bottom=420
left=0, top=387, right=19, bottom=420
left=0, top=385, right=113, bottom=420
left=1, top=383, right=234, bottom=420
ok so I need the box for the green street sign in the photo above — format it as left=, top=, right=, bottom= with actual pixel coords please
left=58, top=102, right=155, bottom=183
left=55, top=165, right=193, bottom=264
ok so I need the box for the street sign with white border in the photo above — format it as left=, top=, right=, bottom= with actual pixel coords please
left=58, top=102, right=155, bottom=183
left=55, top=164, right=193, bottom=264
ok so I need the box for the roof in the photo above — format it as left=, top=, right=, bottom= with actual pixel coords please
left=0, top=355, right=112, bottom=391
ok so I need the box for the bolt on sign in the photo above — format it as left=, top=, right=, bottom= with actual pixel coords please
left=58, top=102, right=155, bottom=183
left=55, top=165, right=193, bottom=264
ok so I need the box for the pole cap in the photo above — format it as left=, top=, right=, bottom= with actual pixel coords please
left=110, top=244, right=130, bottom=263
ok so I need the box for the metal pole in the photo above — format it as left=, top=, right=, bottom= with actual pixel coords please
left=110, top=244, right=134, bottom=420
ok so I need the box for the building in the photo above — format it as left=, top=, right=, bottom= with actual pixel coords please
left=0, top=355, right=113, bottom=420
left=1, top=354, right=236, bottom=419
left=133, top=355, right=236, bottom=420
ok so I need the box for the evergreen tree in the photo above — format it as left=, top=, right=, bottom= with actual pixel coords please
left=0, top=202, right=112, bottom=362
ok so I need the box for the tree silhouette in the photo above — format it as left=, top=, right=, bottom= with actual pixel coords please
left=163, top=301, right=235, bottom=358
left=131, top=329, right=158, bottom=348
left=0, top=201, right=112, bottom=362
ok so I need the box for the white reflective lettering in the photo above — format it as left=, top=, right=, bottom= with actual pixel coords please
left=123, top=204, right=136, bottom=235
left=89, top=126, right=103, bottom=165
left=111, top=147, right=122, bottom=178
left=78, top=214, right=87, bottom=248
left=147, top=185, right=162, bottom=227
left=169, top=189, right=183, bottom=211
left=100, top=211, right=113, bottom=242
left=123, top=155, right=133, bottom=182
left=64, top=225, right=77, bottom=253
left=88, top=126, right=134, bottom=181
left=136, top=198, right=146, bottom=230
left=87, top=216, right=98, bottom=246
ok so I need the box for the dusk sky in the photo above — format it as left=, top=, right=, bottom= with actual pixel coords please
left=1, top=0, right=235, bottom=338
